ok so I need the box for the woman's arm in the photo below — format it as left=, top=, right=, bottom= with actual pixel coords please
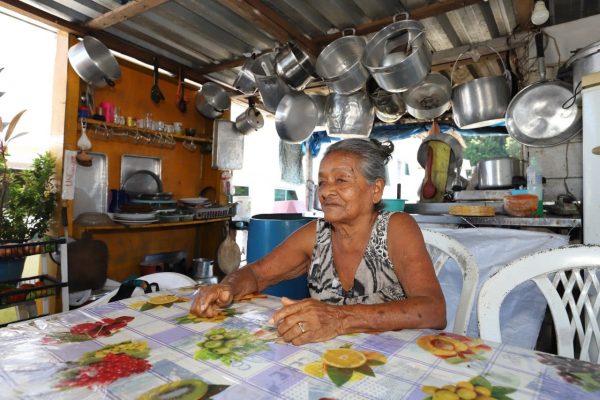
left=271, top=213, right=446, bottom=344
left=190, top=220, right=316, bottom=317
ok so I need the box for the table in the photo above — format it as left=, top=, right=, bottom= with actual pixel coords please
left=0, top=289, right=598, bottom=399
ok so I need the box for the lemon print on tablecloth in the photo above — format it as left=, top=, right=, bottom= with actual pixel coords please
left=421, top=375, right=517, bottom=400
left=129, top=294, right=189, bottom=311
left=303, top=346, right=388, bottom=387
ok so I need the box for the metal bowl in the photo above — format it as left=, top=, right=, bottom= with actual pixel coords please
left=403, top=73, right=451, bottom=119
left=275, top=93, right=318, bottom=143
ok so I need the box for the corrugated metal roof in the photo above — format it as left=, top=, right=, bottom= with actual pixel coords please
left=9, top=0, right=600, bottom=92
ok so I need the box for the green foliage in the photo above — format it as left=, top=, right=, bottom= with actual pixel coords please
left=0, top=152, right=57, bottom=241
left=463, top=135, right=521, bottom=166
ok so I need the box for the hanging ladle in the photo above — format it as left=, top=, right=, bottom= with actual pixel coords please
left=177, top=67, right=187, bottom=113
left=150, top=56, right=165, bottom=104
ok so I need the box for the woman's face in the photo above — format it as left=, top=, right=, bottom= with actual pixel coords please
left=318, top=151, right=383, bottom=223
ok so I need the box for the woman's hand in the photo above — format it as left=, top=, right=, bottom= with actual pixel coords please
left=270, top=297, right=343, bottom=345
left=190, top=284, right=233, bottom=317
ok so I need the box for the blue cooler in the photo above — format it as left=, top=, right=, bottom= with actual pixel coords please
left=247, top=213, right=312, bottom=299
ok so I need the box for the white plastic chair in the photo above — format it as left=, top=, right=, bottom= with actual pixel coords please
left=81, top=272, right=196, bottom=309
left=421, top=229, right=479, bottom=335
left=478, top=245, right=600, bottom=363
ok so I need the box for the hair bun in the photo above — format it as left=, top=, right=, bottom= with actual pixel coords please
left=370, top=139, right=394, bottom=164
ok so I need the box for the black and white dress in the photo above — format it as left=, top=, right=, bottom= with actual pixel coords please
left=307, top=211, right=406, bottom=305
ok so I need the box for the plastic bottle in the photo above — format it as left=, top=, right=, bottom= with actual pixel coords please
left=526, top=156, right=544, bottom=216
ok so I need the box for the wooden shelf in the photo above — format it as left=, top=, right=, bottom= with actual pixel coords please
left=73, top=217, right=229, bottom=236
left=82, top=118, right=212, bottom=143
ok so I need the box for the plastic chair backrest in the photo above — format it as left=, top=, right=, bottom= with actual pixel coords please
left=81, top=272, right=196, bottom=309
left=478, top=245, right=600, bottom=363
left=422, top=229, right=479, bottom=335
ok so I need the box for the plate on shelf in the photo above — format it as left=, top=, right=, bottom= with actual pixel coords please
left=113, top=218, right=158, bottom=225
left=113, top=212, right=157, bottom=221
left=180, top=197, right=208, bottom=205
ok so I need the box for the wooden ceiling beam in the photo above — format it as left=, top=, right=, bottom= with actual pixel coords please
left=86, top=0, right=169, bottom=30
left=313, top=0, right=485, bottom=45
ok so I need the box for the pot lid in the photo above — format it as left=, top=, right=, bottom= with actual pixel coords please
left=565, top=40, right=600, bottom=69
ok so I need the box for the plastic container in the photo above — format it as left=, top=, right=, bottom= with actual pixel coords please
left=503, top=194, right=538, bottom=217
left=526, top=157, right=544, bottom=216
left=382, top=199, right=406, bottom=212
left=247, top=214, right=312, bottom=299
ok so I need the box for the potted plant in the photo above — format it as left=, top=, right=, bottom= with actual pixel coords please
left=1, top=109, right=58, bottom=281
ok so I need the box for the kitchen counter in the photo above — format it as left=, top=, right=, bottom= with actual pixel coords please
left=412, top=213, right=581, bottom=228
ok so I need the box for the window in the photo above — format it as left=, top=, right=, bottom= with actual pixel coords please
left=0, top=9, right=58, bottom=169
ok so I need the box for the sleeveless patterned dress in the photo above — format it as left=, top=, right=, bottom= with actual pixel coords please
left=307, top=211, right=406, bottom=305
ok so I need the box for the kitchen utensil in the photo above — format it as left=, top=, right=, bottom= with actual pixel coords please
left=403, top=72, right=451, bottom=119
left=362, top=16, right=431, bottom=92
left=150, top=57, right=165, bottom=104
left=192, top=258, right=214, bottom=278
left=276, top=92, right=318, bottom=143
left=315, top=29, right=369, bottom=94
left=113, top=212, right=157, bottom=221
left=506, top=33, right=581, bottom=147
left=67, top=234, right=108, bottom=291
left=235, top=97, right=264, bottom=134
left=422, top=146, right=436, bottom=199
left=67, top=36, right=121, bottom=87
left=565, top=39, right=600, bottom=105
left=367, top=78, right=406, bottom=122
left=275, top=41, right=316, bottom=90
left=308, top=94, right=327, bottom=127
left=477, top=157, right=522, bottom=189
left=325, top=89, right=374, bottom=138
left=122, top=169, right=163, bottom=195
left=451, top=45, right=511, bottom=129
left=217, top=225, right=241, bottom=275
left=233, top=57, right=258, bottom=95
left=177, top=67, right=187, bottom=113
left=212, top=120, right=244, bottom=170
left=503, top=194, right=538, bottom=217
left=252, top=52, right=292, bottom=113
left=195, top=82, right=230, bottom=119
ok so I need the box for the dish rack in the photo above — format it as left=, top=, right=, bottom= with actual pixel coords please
left=193, top=204, right=236, bottom=220
left=0, top=275, right=66, bottom=306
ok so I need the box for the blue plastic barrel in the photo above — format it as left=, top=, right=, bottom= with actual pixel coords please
left=247, top=213, right=312, bottom=299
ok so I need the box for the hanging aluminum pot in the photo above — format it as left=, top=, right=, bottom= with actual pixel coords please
left=315, top=29, right=369, bottom=94
left=362, top=16, right=432, bottom=93
left=195, top=82, right=231, bottom=120
left=235, top=99, right=264, bottom=134
left=275, top=92, right=319, bottom=143
left=403, top=73, right=451, bottom=120
left=451, top=45, right=511, bottom=129
left=308, top=94, right=327, bottom=127
left=68, top=36, right=121, bottom=87
left=275, top=42, right=316, bottom=90
left=233, top=58, right=258, bottom=95
left=253, top=52, right=291, bottom=113
left=367, top=78, right=405, bottom=123
left=325, top=89, right=374, bottom=138
left=565, top=39, right=600, bottom=106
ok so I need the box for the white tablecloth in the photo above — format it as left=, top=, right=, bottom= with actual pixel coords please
left=422, top=227, right=569, bottom=349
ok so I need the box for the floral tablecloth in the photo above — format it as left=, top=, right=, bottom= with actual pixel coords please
left=0, top=287, right=598, bottom=399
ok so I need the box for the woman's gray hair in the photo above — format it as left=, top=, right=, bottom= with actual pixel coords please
left=324, top=138, right=394, bottom=184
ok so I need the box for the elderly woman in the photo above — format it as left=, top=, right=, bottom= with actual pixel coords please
left=191, top=138, right=446, bottom=344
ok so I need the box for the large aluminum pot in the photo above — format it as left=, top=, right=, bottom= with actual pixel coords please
left=477, top=157, right=523, bottom=189
left=565, top=40, right=600, bottom=105
left=195, top=82, right=231, bottom=120
left=325, top=89, right=374, bottom=138
left=315, top=31, right=369, bottom=94
left=403, top=72, right=451, bottom=119
left=68, top=36, right=121, bottom=87
left=233, top=58, right=258, bottom=95
left=275, top=92, right=318, bottom=143
left=275, top=42, right=316, bottom=90
left=362, top=18, right=431, bottom=93
left=253, top=52, right=291, bottom=113
left=451, top=46, right=511, bottom=129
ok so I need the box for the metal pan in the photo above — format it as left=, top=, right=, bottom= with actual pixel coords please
left=505, top=33, right=581, bottom=147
